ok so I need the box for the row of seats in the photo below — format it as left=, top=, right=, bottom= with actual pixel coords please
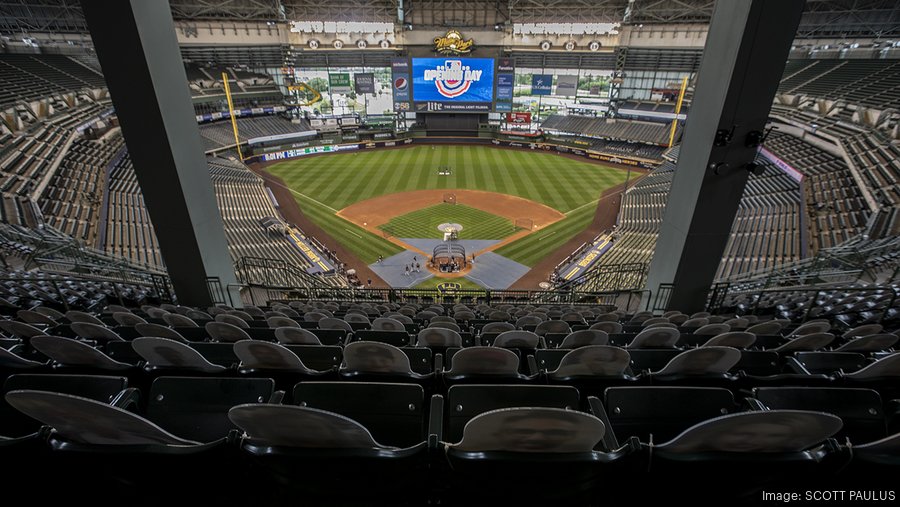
left=573, top=154, right=804, bottom=290
left=0, top=377, right=896, bottom=503
left=103, top=151, right=164, bottom=267
left=778, top=59, right=900, bottom=110
left=723, top=284, right=900, bottom=330
left=40, top=137, right=121, bottom=244
left=541, top=114, right=671, bottom=144
left=0, top=54, right=105, bottom=108
left=198, top=115, right=311, bottom=149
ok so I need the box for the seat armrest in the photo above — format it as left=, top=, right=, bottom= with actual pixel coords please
left=267, top=390, right=285, bottom=404
left=526, top=354, right=538, bottom=376
left=110, top=387, right=141, bottom=410
left=587, top=395, right=620, bottom=452
left=434, top=353, right=443, bottom=375
left=744, top=397, right=769, bottom=411
left=784, top=355, right=811, bottom=374
left=428, top=393, right=444, bottom=449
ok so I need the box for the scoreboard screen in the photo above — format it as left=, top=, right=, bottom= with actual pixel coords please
left=411, top=58, right=494, bottom=112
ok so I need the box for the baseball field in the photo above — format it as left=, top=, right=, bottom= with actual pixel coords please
left=265, top=145, right=628, bottom=268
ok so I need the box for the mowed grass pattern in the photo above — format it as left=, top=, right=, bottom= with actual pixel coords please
left=267, top=145, right=627, bottom=264
left=494, top=202, right=597, bottom=266
left=380, top=203, right=521, bottom=240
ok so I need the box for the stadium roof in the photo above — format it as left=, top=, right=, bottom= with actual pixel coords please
left=0, top=0, right=897, bottom=39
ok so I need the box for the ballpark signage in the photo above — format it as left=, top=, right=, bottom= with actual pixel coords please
left=425, top=61, right=483, bottom=98
left=506, top=112, right=531, bottom=124
left=354, top=73, right=375, bottom=94
left=412, top=57, right=494, bottom=112
left=391, top=58, right=411, bottom=111
left=433, top=29, right=474, bottom=55
left=497, top=73, right=514, bottom=100
left=329, top=73, right=352, bottom=93
left=531, top=74, right=552, bottom=95
left=556, top=75, right=578, bottom=96
left=436, top=282, right=462, bottom=294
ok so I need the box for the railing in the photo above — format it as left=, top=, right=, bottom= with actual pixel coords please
left=552, top=262, right=647, bottom=293
left=713, top=285, right=900, bottom=325
left=0, top=274, right=171, bottom=310
left=0, top=223, right=165, bottom=277
left=233, top=256, right=345, bottom=290
left=223, top=282, right=651, bottom=309
left=719, top=235, right=900, bottom=293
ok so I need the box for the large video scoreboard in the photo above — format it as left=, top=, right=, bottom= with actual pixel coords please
left=411, top=58, right=495, bottom=112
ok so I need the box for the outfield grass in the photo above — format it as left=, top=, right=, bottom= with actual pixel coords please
left=379, top=203, right=521, bottom=240
left=269, top=145, right=626, bottom=265
left=494, top=201, right=598, bottom=267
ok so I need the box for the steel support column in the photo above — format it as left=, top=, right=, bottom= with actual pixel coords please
left=644, top=0, right=806, bottom=312
left=80, top=0, right=240, bottom=307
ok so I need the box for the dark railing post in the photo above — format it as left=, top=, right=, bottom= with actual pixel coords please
left=800, top=289, right=818, bottom=324
left=111, top=281, right=124, bottom=306
left=50, top=280, right=69, bottom=312
left=880, top=287, right=899, bottom=325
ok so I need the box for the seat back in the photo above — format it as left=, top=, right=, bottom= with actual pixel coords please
left=6, top=390, right=197, bottom=445
left=559, top=330, right=610, bottom=349
left=293, top=381, right=425, bottom=447
left=654, top=409, right=842, bottom=453
left=343, top=341, right=414, bottom=374
left=604, top=386, right=740, bottom=443
left=1, top=374, right=128, bottom=437
left=274, top=327, right=322, bottom=345
left=450, top=407, right=604, bottom=452
left=446, top=347, right=520, bottom=376
left=445, top=384, right=580, bottom=442
left=752, top=387, right=886, bottom=443
left=793, top=351, right=868, bottom=375
left=162, top=313, right=198, bottom=327
left=147, top=376, right=274, bottom=442
left=550, top=346, right=630, bottom=377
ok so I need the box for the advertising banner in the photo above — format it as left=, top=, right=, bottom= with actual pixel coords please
left=505, top=112, right=532, bottom=124
left=329, top=73, right=352, bottom=93
left=531, top=74, right=552, bottom=95
left=391, top=58, right=410, bottom=111
left=354, top=73, right=375, bottom=94
left=556, top=75, right=578, bottom=96
left=497, top=74, right=514, bottom=100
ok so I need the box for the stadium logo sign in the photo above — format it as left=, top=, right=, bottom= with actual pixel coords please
left=423, top=60, right=483, bottom=98
left=433, top=29, right=474, bottom=55
left=436, top=282, right=462, bottom=294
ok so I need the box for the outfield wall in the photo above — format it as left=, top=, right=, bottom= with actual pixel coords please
left=246, top=133, right=658, bottom=170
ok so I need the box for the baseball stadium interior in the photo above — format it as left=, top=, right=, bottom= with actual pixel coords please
left=1, top=0, right=900, bottom=504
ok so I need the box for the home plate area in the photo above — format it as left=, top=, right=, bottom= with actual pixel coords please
left=368, top=239, right=530, bottom=289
